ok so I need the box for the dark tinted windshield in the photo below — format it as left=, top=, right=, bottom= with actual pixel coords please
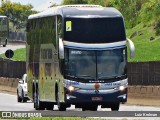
left=64, top=17, right=126, bottom=43
left=64, top=48, right=127, bottom=82
left=65, top=49, right=96, bottom=80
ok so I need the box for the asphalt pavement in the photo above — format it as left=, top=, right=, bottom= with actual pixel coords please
left=0, top=93, right=160, bottom=112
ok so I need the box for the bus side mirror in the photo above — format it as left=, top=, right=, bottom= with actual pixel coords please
left=59, top=38, right=64, bottom=59
left=127, top=38, right=135, bottom=59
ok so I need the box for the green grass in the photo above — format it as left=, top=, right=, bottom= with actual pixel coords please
left=127, top=23, right=160, bottom=62
left=1, top=23, right=160, bottom=62
left=0, top=48, right=26, bottom=61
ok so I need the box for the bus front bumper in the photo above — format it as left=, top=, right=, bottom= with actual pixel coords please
left=65, top=88, right=127, bottom=104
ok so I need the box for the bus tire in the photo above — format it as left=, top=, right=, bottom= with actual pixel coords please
left=17, top=90, right=22, bottom=102
left=34, top=90, right=45, bottom=110
left=56, top=90, right=66, bottom=111
left=111, top=103, right=120, bottom=111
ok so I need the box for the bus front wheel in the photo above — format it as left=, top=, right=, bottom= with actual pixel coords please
left=111, top=103, right=120, bottom=111
left=56, top=90, right=66, bottom=111
left=34, top=90, right=45, bottom=110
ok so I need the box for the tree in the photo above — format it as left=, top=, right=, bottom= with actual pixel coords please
left=139, top=0, right=160, bottom=35
left=63, top=0, right=88, bottom=5
left=0, top=0, right=37, bottom=31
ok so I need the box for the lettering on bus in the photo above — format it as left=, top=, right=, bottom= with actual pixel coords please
left=104, top=83, right=121, bottom=86
left=41, top=48, right=52, bottom=59
left=67, top=81, right=80, bottom=85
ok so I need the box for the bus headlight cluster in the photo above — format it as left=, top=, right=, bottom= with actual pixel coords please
left=68, top=86, right=75, bottom=91
left=119, top=85, right=125, bottom=91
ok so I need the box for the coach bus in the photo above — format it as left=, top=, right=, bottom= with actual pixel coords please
left=26, top=5, right=135, bottom=111
left=0, top=15, right=8, bottom=47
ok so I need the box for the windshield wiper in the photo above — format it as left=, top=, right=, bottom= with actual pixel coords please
left=98, top=75, right=126, bottom=79
left=98, top=76, right=116, bottom=79
left=115, top=74, right=126, bottom=79
left=77, top=75, right=95, bottom=79
left=66, top=75, right=77, bottom=78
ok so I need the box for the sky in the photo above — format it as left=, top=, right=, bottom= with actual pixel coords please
left=1, top=0, right=63, bottom=11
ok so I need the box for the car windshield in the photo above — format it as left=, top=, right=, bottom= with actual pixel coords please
left=64, top=48, right=127, bottom=81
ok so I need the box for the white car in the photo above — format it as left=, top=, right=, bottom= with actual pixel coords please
left=17, top=74, right=29, bottom=102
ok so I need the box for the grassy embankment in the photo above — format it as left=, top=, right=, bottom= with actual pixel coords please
left=127, top=23, right=160, bottom=62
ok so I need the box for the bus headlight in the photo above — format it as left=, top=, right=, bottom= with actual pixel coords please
left=68, top=86, right=75, bottom=91
left=119, top=86, right=125, bottom=91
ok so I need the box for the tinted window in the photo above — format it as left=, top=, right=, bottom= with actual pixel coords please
left=64, top=17, right=126, bottom=43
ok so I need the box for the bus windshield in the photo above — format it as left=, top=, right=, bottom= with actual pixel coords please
left=64, top=17, right=126, bottom=43
left=64, top=48, right=127, bottom=82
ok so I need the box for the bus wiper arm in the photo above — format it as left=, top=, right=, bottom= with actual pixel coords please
left=77, top=75, right=95, bottom=79
left=98, top=75, right=116, bottom=79
left=98, top=75, right=126, bottom=79
left=66, top=75, right=77, bottom=78
left=115, top=74, right=126, bottom=79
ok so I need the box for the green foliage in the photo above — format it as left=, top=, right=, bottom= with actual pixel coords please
left=63, top=0, right=88, bottom=4
left=110, top=0, right=148, bottom=28
left=139, top=0, right=160, bottom=35
left=0, top=0, right=37, bottom=32
left=87, top=0, right=111, bottom=6
left=63, top=0, right=112, bottom=6
left=127, top=24, right=160, bottom=62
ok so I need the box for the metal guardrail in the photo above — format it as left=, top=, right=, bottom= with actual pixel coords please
left=0, top=60, right=26, bottom=78
left=128, top=61, right=160, bottom=85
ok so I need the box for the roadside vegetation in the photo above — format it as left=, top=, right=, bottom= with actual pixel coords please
left=0, top=0, right=37, bottom=32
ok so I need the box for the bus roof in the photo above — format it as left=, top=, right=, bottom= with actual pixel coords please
left=28, top=5, right=123, bottom=19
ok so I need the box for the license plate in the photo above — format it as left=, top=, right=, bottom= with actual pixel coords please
left=92, top=97, right=103, bottom=101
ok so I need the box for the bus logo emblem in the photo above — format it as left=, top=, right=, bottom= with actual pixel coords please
left=94, top=83, right=100, bottom=89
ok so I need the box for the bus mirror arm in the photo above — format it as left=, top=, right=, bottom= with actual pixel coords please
left=59, top=38, right=64, bottom=59
left=127, top=38, right=135, bottom=59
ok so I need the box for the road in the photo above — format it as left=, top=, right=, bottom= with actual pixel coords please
left=0, top=93, right=160, bottom=112
left=0, top=93, right=160, bottom=120
left=0, top=42, right=26, bottom=54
